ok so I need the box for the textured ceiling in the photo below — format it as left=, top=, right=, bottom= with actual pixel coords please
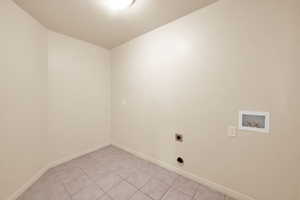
left=14, top=0, right=218, bottom=49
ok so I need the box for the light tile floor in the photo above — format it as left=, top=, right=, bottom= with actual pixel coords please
left=17, top=146, right=235, bottom=200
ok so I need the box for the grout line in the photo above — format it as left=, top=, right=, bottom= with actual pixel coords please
left=123, top=177, right=156, bottom=200
left=117, top=160, right=182, bottom=200
left=159, top=176, right=178, bottom=200
left=117, top=156, right=198, bottom=200
left=78, top=166, right=108, bottom=199
left=62, top=181, right=73, bottom=200
left=191, top=185, right=199, bottom=200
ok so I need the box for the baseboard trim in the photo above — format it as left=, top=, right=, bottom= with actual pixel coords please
left=112, top=142, right=256, bottom=200
left=46, top=143, right=110, bottom=170
left=7, top=143, right=110, bottom=200
left=7, top=166, right=49, bottom=200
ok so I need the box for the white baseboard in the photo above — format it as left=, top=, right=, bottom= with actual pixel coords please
left=7, top=166, right=50, bottom=200
left=7, top=143, right=110, bottom=200
left=46, top=143, right=110, bottom=169
left=112, top=142, right=256, bottom=200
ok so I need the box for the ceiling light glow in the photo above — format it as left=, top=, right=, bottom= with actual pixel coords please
left=103, top=0, right=135, bottom=11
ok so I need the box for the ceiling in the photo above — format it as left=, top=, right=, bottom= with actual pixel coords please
left=14, top=0, right=217, bottom=49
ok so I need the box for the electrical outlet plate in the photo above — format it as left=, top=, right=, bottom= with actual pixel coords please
left=228, top=126, right=237, bottom=137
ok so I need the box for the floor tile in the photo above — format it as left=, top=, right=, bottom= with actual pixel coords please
left=172, top=176, right=199, bottom=196
left=104, top=161, right=124, bottom=172
left=107, top=181, right=137, bottom=200
left=18, top=187, right=48, bottom=200
left=97, top=194, right=113, bottom=200
left=162, top=189, right=192, bottom=200
left=72, top=185, right=104, bottom=200
left=154, top=168, right=178, bottom=185
left=20, top=182, right=70, bottom=200
left=116, top=167, right=136, bottom=179
left=55, top=167, right=86, bottom=183
left=137, top=163, right=158, bottom=177
left=48, top=184, right=71, bottom=200
left=17, top=146, right=227, bottom=200
left=126, top=170, right=151, bottom=189
left=130, top=191, right=152, bottom=200
left=95, top=172, right=123, bottom=191
left=81, top=162, right=107, bottom=175
left=64, top=175, right=93, bottom=195
left=194, top=185, right=225, bottom=200
left=140, top=178, right=170, bottom=200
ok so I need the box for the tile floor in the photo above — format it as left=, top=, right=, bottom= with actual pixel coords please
left=17, top=146, right=234, bottom=200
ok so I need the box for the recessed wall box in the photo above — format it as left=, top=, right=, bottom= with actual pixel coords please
left=239, top=111, right=270, bottom=133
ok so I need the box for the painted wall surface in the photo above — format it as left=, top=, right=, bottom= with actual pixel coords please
left=0, top=0, right=48, bottom=199
left=0, top=2, right=111, bottom=199
left=48, top=31, right=111, bottom=161
left=293, top=1, right=300, bottom=198
left=1, top=0, right=299, bottom=199
left=111, top=0, right=299, bottom=200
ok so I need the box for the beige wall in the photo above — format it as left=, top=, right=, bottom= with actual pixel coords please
left=1, top=0, right=298, bottom=199
left=290, top=0, right=300, bottom=197
left=48, top=31, right=111, bottom=161
left=293, top=1, right=300, bottom=198
left=0, top=1, right=111, bottom=199
left=111, top=0, right=299, bottom=200
left=0, top=0, right=48, bottom=199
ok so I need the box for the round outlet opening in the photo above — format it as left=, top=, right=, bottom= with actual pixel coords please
left=177, top=157, right=184, bottom=165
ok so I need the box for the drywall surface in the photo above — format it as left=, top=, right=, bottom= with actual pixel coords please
left=0, top=0, right=48, bottom=199
left=111, top=0, right=299, bottom=199
left=289, top=0, right=300, bottom=197
left=293, top=1, right=300, bottom=198
left=0, top=2, right=111, bottom=199
left=48, top=31, right=111, bottom=161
